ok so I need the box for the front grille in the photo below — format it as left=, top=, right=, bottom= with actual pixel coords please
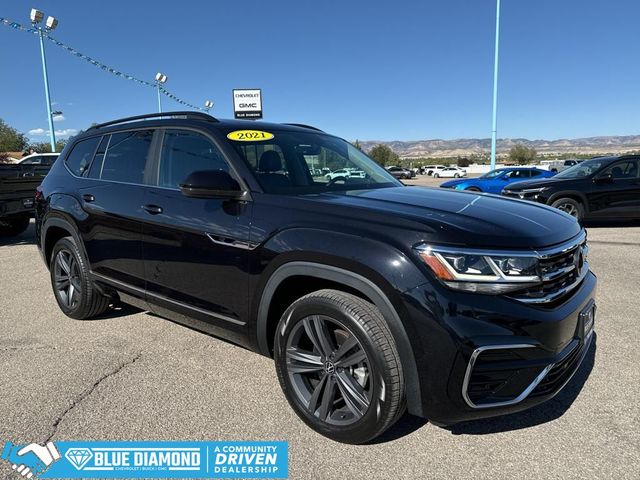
left=510, top=236, right=588, bottom=305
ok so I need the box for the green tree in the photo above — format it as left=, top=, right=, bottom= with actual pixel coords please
left=509, top=144, right=537, bottom=165
left=352, top=139, right=363, bottom=152
left=368, top=144, right=399, bottom=167
left=457, top=157, right=471, bottom=168
left=27, top=140, right=67, bottom=153
left=0, top=119, right=28, bottom=152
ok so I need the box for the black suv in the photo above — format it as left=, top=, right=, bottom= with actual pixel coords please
left=36, top=112, right=597, bottom=444
left=502, top=156, right=640, bottom=221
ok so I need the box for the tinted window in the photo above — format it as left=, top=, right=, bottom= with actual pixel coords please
left=530, top=170, right=542, bottom=177
left=101, top=130, right=153, bottom=184
left=159, top=130, right=229, bottom=188
left=601, top=160, right=639, bottom=179
left=65, top=137, right=100, bottom=176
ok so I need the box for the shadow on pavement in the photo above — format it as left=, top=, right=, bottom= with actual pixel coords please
left=446, top=334, right=597, bottom=436
left=90, top=302, right=143, bottom=320
left=0, top=221, right=36, bottom=247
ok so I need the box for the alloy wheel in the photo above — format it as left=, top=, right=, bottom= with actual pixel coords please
left=556, top=202, right=578, bottom=217
left=285, top=315, right=372, bottom=426
left=54, top=249, right=81, bottom=309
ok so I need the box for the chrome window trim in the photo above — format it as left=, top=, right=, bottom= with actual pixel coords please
left=461, top=344, right=553, bottom=409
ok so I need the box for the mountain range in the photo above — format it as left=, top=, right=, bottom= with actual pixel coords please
left=359, top=135, right=640, bottom=159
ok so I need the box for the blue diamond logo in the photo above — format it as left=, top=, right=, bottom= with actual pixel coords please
left=65, top=448, right=93, bottom=470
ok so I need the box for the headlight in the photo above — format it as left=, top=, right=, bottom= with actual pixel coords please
left=415, top=245, right=541, bottom=294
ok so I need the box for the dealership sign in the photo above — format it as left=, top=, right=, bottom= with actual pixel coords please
left=233, top=89, right=262, bottom=119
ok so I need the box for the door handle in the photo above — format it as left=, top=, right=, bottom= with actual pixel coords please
left=82, top=194, right=95, bottom=202
left=143, top=204, right=163, bottom=215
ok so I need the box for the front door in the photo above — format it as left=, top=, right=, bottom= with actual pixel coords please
left=588, top=159, right=640, bottom=218
left=141, top=128, right=251, bottom=344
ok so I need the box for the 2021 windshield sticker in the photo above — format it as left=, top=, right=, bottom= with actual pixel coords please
left=226, top=130, right=274, bottom=141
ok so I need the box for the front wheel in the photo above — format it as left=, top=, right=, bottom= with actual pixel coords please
left=50, top=236, right=111, bottom=319
left=433, top=173, right=440, bottom=178
left=454, top=173, right=460, bottom=178
left=551, top=197, right=584, bottom=221
left=274, top=289, right=405, bottom=444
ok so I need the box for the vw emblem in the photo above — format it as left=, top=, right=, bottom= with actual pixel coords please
left=324, top=361, right=335, bottom=374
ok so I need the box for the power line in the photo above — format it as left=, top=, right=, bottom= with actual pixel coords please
left=0, top=16, right=207, bottom=111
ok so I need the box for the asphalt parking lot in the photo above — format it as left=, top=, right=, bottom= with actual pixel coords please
left=1, top=204, right=639, bottom=479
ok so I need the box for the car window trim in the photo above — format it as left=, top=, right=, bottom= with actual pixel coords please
left=62, top=134, right=103, bottom=178
left=150, top=126, right=250, bottom=196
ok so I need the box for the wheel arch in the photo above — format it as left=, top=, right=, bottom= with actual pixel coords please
left=42, top=216, right=86, bottom=268
left=256, top=261, right=424, bottom=417
left=547, top=191, right=588, bottom=211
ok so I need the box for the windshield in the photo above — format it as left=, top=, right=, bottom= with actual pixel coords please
left=479, top=169, right=507, bottom=179
left=225, top=129, right=401, bottom=194
left=555, top=158, right=608, bottom=178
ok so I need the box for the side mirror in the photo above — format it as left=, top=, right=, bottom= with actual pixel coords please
left=594, top=173, right=613, bottom=184
left=179, top=170, right=243, bottom=199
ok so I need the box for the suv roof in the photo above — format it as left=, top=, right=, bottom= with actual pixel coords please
left=83, top=111, right=325, bottom=137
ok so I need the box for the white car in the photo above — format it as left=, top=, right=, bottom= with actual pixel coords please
left=433, top=166, right=467, bottom=178
left=426, top=165, right=446, bottom=176
left=325, top=168, right=366, bottom=181
left=19, top=152, right=59, bottom=166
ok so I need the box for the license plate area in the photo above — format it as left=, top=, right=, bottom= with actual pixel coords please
left=579, top=301, right=596, bottom=339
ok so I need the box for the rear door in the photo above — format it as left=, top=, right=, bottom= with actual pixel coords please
left=76, top=129, right=157, bottom=290
left=141, top=128, right=251, bottom=344
left=587, top=159, right=640, bottom=218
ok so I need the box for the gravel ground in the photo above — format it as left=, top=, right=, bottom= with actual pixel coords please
left=0, top=217, right=638, bottom=480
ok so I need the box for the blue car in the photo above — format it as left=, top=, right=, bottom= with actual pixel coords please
left=439, top=167, right=555, bottom=194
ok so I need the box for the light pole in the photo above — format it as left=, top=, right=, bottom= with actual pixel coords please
left=490, top=0, right=501, bottom=170
left=204, top=100, right=213, bottom=113
left=31, top=8, right=58, bottom=153
left=155, top=72, right=167, bottom=113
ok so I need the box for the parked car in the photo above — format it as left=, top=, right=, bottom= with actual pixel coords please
left=502, top=155, right=640, bottom=221
left=386, top=166, right=415, bottom=179
left=440, top=167, right=554, bottom=194
left=546, top=159, right=583, bottom=173
left=425, top=165, right=445, bottom=176
left=0, top=158, right=55, bottom=236
left=36, top=112, right=596, bottom=444
left=325, top=168, right=366, bottom=181
left=19, top=153, right=59, bottom=166
left=433, top=166, right=466, bottom=178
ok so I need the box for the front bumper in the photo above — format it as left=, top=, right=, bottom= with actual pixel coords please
left=400, top=270, right=597, bottom=424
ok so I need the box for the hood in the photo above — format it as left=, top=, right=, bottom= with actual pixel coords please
left=303, top=186, right=581, bottom=249
left=503, top=177, right=578, bottom=191
left=439, top=178, right=469, bottom=188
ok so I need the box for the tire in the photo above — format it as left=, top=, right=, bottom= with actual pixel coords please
left=454, top=173, right=460, bottom=178
left=0, top=215, right=30, bottom=237
left=434, top=173, right=440, bottom=178
left=49, top=236, right=110, bottom=319
left=551, top=197, right=584, bottom=221
left=274, top=289, right=405, bottom=444
left=465, top=187, right=481, bottom=192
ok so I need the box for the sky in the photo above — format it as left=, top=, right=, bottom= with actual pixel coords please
left=1, top=0, right=639, bottom=143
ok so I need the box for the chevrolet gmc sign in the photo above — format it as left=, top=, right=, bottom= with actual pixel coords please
left=233, top=89, right=263, bottom=119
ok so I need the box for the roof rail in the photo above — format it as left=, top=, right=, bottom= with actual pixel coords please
left=282, top=123, right=324, bottom=132
left=88, top=111, right=218, bottom=130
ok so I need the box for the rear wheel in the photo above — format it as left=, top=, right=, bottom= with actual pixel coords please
left=551, top=197, right=584, bottom=221
left=274, top=289, right=404, bottom=444
left=0, top=215, right=30, bottom=237
left=465, top=187, right=481, bottom=192
left=454, top=173, right=460, bottom=178
left=433, top=173, right=440, bottom=178
left=50, top=236, right=111, bottom=319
